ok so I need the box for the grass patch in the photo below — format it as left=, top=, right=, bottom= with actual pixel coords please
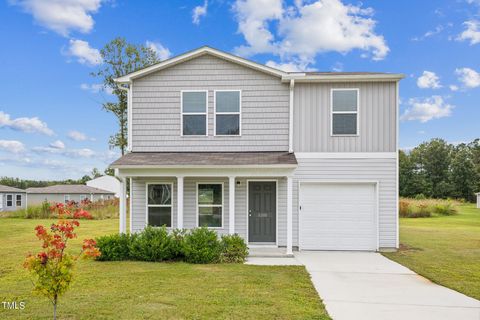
left=384, top=203, right=480, bottom=300
left=0, top=218, right=329, bottom=320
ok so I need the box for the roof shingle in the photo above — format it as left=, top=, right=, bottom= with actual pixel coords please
left=0, top=185, right=26, bottom=193
left=26, top=185, right=115, bottom=194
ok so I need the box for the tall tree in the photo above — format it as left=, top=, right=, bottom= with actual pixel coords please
left=450, top=144, right=478, bottom=201
left=93, top=37, right=159, bottom=155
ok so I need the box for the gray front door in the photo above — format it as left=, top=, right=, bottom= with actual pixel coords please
left=248, top=181, right=276, bottom=243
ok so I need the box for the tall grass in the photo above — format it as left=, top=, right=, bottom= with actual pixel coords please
left=399, top=198, right=458, bottom=218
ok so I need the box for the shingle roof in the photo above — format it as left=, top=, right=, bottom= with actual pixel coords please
left=0, top=185, right=26, bottom=193
left=110, top=152, right=297, bottom=167
left=26, top=185, right=115, bottom=194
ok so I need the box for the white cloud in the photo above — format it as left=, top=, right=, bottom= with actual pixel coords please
left=401, top=96, right=454, bottom=123
left=233, top=0, right=389, bottom=68
left=449, top=84, right=459, bottom=91
left=33, top=145, right=96, bottom=158
left=192, top=1, right=208, bottom=25
left=457, top=20, right=480, bottom=45
left=10, top=0, right=103, bottom=37
left=455, top=67, right=480, bottom=88
left=0, top=111, right=54, bottom=135
left=49, top=140, right=65, bottom=149
left=66, top=39, right=102, bottom=66
left=67, top=130, right=88, bottom=141
left=411, top=25, right=445, bottom=41
left=145, top=41, right=172, bottom=61
left=80, top=83, right=113, bottom=94
left=0, top=140, right=26, bottom=153
left=266, top=60, right=313, bottom=72
left=417, top=71, right=441, bottom=89
left=331, top=62, right=344, bottom=72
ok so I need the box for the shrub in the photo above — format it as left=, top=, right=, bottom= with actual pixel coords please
left=399, top=200, right=411, bottom=218
left=96, top=233, right=134, bottom=261
left=432, top=202, right=457, bottom=216
left=170, top=229, right=187, bottom=260
left=410, top=204, right=431, bottom=218
left=129, top=226, right=174, bottom=262
left=183, top=227, right=221, bottom=264
left=399, top=198, right=459, bottom=218
left=220, top=234, right=248, bottom=263
left=414, top=194, right=426, bottom=200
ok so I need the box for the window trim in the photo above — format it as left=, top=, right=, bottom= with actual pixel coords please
left=6, top=194, right=13, bottom=207
left=214, top=90, right=242, bottom=136
left=196, top=182, right=224, bottom=229
left=330, top=88, right=360, bottom=137
left=145, top=182, right=174, bottom=228
left=180, top=90, right=209, bottom=137
left=15, top=194, right=22, bottom=207
left=64, top=195, right=70, bottom=203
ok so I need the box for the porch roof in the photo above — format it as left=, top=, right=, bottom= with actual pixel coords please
left=110, top=152, right=297, bottom=168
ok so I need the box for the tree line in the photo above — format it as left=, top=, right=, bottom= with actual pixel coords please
left=400, top=138, right=480, bottom=201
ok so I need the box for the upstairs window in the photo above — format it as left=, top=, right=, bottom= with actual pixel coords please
left=331, top=89, right=359, bottom=136
left=215, top=91, right=241, bottom=136
left=182, top=91, right=207, bottom=136
left=147, top=183, right=172, bottom=227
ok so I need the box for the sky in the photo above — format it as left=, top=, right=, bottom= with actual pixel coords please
left=0, top=0, right=479, bottom=180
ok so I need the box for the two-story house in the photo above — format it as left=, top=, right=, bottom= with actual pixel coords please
left=111, top=46, right=403, bottom=254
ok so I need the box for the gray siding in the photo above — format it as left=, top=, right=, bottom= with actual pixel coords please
left=27, top=193, right=112, bottom=206
left=293, top=157, right=397, bottom=248
left=293, top=82, right=397, bottom=152
left=131, top=54, right=290, bottom=152
left=0, top=192, right=26, bottom=212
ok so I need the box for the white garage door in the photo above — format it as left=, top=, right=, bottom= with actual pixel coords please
left=299, top=183, right=377, bottom=251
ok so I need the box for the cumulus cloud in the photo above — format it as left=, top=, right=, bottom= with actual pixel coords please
left=49, top=140, right=65, bottom=149
left=457, top=20, right=480, bottom=45
left=66, top=39, right=102, bottom=66
left=455, top=67, right=480, bottom=88
left=33, top=145, right=96, bottom=158
left=401, top=96, right=454, bottom=123
left=0, top=140, right=26, bottom=153
left=417, top=71, right=441, bottom=89
left=192, top=1, right=208, bottom=25
left=449, top=84, right=459, bottom=91
left=80, top=83, right=113, bottom=94
left=67, top=130, right=89, bottom=141
left=0, top=111, right=54, bottom=135
left=233, top=0, right=389, bottom=69
left=9, top=0, right=103, bottom=37
left=266, top=59, right=313, bottom=72
left=145, top=41, right=172, bottom=61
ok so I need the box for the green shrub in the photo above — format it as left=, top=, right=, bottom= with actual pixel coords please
left=414, top=194, right=426, bottom=200
left=409, top=204, right=432, bottom=218
left=129, top=226, right=175, bottom=262
left=96, top=233, right=134, bottom=261
left=432, top=202, right=457, bottom=216
left=183, top=227, right=221, bottom=264
left=220, top=234, right=248, bottom=263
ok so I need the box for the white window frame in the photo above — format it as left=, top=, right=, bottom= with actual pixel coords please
left=6, top=194, right=13, bottom=207
left=330, top=88, right=360, bottom=137
left=15, top=194, right=22, bottom=207
left=145, top=182, right=174, bottom=228
left=214, top=90, right=242, bottom=136
left=196, top=182, right=224, bottom=229
left=64, top=195, right=70, bottom=203
left=180, top=90, right=209, bottom=137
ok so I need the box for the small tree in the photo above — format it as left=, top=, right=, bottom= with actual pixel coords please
left=23, top=204, right=100, bottom=319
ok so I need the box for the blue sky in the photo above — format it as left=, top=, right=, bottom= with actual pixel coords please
left=0, top=0, right=479, bottom=180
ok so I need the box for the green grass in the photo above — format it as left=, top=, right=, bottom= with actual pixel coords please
left=384, top=203, right=480, bottom=300
left=0, top=218, right=329, bottom=320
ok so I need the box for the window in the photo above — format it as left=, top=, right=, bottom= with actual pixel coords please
left=331, top=89, right=359, bottom=135
left=64, top=195, right=70, bottom=203
left=80, top=195, right=87, bottom=201
left=182, top=91, right=207, bottom=136
left=16, top=194, right=22, bottom=207
left=215, top=91, right=241, bottom=135
left=147, top=184, right=172, bottom=227
left=197, top=183, right=223, bottom=228
left=6, top=194, right=13, bottom=207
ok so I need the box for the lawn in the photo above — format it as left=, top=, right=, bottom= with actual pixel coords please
left=384, top=203, right=480, bottom=300
left=0, top=218, right=330, bottom=320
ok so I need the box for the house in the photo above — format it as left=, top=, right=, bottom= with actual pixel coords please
left=86, top=175, right=121, bottom=197
left=26, top=185, right=115, bottom=205
left=0, top=185, right=26, bottom=212
left=110, top=46, right=403, bottom=254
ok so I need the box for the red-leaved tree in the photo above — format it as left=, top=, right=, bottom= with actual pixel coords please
left=23, top=203, right=100, bottom=319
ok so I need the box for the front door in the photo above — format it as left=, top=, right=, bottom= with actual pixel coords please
left=248, top=181, right=276, bottom=243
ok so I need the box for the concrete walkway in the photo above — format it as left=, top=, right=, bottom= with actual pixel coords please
left=295, top=251, right=480, bottom=320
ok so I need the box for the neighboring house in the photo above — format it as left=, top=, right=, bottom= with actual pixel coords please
left=26, top=185, right=115, bottom=205
left=111, top=46, right=403, bottom=253
left=87, top=175, right=121, bottom=197
left=0, top=185, right=26, bottom=212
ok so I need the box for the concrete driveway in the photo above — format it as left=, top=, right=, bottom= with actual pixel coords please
left=295, top=251, right=480, bottom=320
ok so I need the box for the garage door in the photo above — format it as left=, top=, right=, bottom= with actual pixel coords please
left=299, top=183, right=377, bottom=251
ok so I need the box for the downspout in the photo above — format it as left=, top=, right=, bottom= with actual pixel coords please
left=117, top=82, right=132, bottom=153
left=288, top=79, right=295, bottom=153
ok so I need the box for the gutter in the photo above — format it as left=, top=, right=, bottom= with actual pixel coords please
left=282, top=73, right=405, bottom=82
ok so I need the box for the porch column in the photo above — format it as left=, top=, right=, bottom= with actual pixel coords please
left=286, top=176, right=293, bottom=255
left=119, top=177, right=127, bottom=234
left=229, top=176, right=235, bottom=234
left=177, top=176, right=184, bottom=229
